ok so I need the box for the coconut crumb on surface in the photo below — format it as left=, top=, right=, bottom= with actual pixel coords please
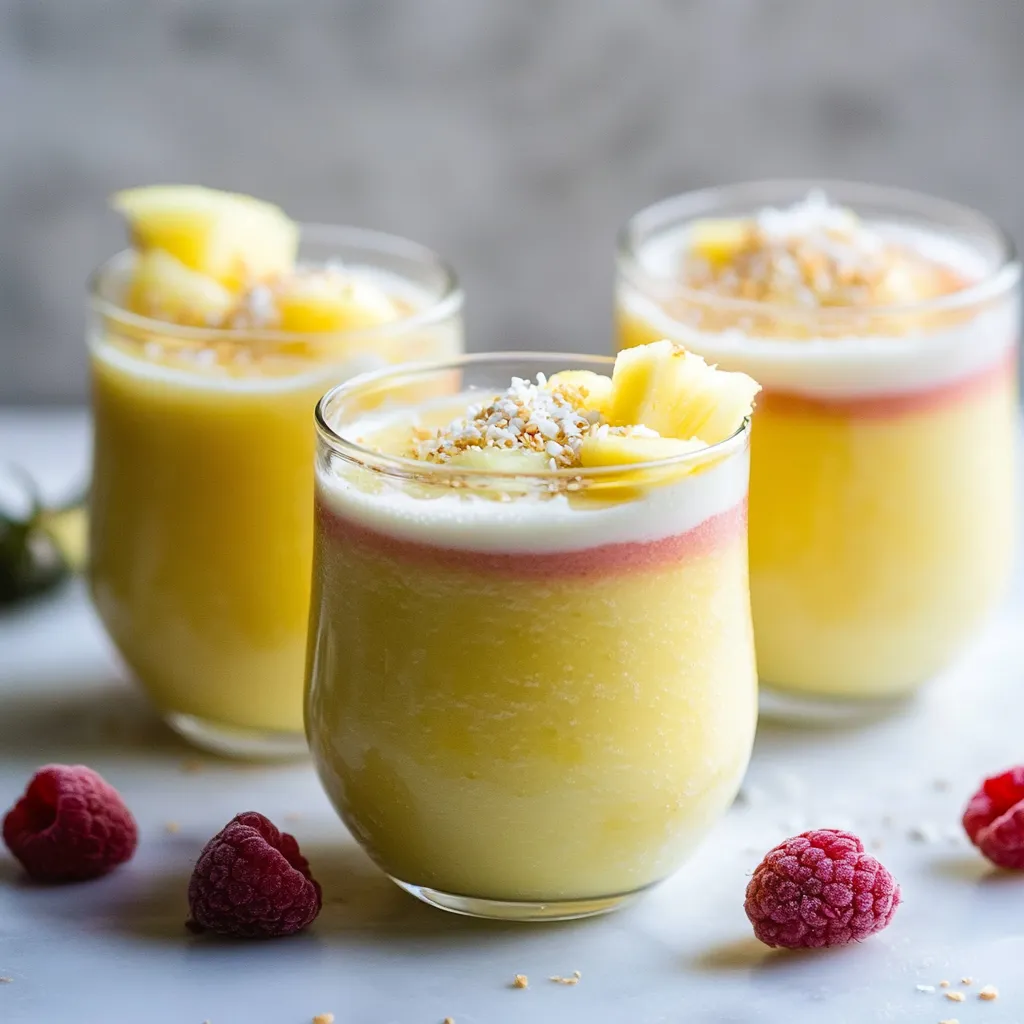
left=549, top=971, right=581, bottom=986
left=940, top=980, right=951, bottom=988
left=939, top=1019, right=960, bottom=1024
left=917, top=984, right=936, bottom=993
left=960, top=977, right=973, bottom=986
left=512, top=974, right=529, bottom=989
left=944, top=991, right=966, bottom=1003
left=978, top=985, right=999, bottom=1001
left=443, top=1018, right=455, bottom=1024
left=413, top=374, right=616, bottom=469
left=312, top=1014, right=334, bottom=1024
left=679, top=190, right=958, bottom=308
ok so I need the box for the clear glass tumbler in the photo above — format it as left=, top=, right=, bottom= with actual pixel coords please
left=617, top=180, right=1020, bottom=718
left=88, top=226, right=463, bottom=758
left=306, top=352, right=757, bottom=920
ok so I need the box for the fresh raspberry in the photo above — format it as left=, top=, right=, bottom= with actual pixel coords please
left=187, top=812, right=322, bottom=939
left=744, top=829, right=901, bottom=949
left=963, top=766, right=1024, bottom=869
left=2, top=764, right=138, bottom=882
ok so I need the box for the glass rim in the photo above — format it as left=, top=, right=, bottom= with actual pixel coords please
left=617, top=177, right=1021, bottom=321
left=314, top=350, right=751, bottom=481
left=88, top=222, right=464, bottom=345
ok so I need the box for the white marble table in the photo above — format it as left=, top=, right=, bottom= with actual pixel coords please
left=1, top=409, right=1022, bottom=1024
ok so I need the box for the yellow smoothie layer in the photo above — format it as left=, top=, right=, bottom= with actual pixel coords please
left=89, top=186, right=461, bottom=738
left=307, top=508, right=755, bottom=900
left=618, top=191, right=1019, bottom=702
left=306, top=344, right=760, bottom=901
left=750, top=368, right=1017, bottom=698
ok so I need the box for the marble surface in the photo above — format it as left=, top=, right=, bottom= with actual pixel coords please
left=1, top=409, right=1023, bottom=1023
left=4, top=0, right=1024, bottom=402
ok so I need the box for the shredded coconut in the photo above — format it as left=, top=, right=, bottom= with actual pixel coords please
left=414, top=374, right=654, bottom=469
left=680, top=190, right=956, bottom=308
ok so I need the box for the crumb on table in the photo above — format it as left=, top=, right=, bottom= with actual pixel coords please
left=549, top=971, right=582, bottom=986
left=944, top=991, right=966, bottom=1003
left=979, top=985, right=999, bottom=1001
left=512, top=974, right=529, bottom=989
left=312, top=1014, right=334, bottom=1024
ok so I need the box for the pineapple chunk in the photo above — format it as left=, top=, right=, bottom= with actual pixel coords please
left=688, top=218, right=750, bottom=266
left=113, top=185, right=298, bottom=289
left=579, top=433, right=704, bottom=468
left=446, top=448, right=551, bottom=473
left=276, top=274, right=400, bottom=333
left=445, top=447, right=551, bottom=498
left=545, top=370, right=613, bottom=416
left=127, top=248, right=236, bottom=326
left=608, top=340, right=760, bottom=445
left=577, top=433, right=706, bottom=504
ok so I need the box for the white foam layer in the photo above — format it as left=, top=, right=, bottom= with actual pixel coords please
left=317, top=407, right=749, bottom=556
left=90, top=335, right=388, bottom=394
left=624, top=224, right=1018, bottom=399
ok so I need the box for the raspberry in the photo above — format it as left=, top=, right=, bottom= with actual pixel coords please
left=963, top=766, right=1024, bottom=869
left=2, top=764, right=138, bottom=882
left=744, top=829, right=901, bottom=949
left=187, top=812, right=322, bottom=939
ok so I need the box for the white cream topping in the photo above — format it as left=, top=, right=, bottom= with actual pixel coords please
left=625, top=223, right=1017, bottom=398
left=317, top=401, right=749, bottom=555
left=90, top=337, right=389, bottom=394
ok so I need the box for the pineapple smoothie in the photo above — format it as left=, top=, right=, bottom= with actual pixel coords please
left=88, top=186, right=462, bottom=757
left=618, top=182, right=1020, bottom=710
left=306, top=344, right=760, bottom=919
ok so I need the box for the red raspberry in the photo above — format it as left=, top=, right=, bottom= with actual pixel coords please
left=2, top=764, right=138, bottom=882
left=744, top=829, right=901, bottom=949
left=187, top=812, right=322, bottom=939
left=963, top=766, right=1024, bottom=869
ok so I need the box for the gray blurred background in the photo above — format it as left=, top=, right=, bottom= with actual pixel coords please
left=3, top=0, right=1023, bottom=403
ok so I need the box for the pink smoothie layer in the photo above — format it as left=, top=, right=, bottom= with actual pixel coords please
left=315, top=498, right=747, bottom=579
left=758, top=349, right=1017, bottom=420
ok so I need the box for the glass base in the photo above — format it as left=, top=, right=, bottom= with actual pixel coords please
left=759, top=683, right=912, bottom=726
left=165, top=711, right=308, bottom=760
left=391, top=878, right=650, bottom=921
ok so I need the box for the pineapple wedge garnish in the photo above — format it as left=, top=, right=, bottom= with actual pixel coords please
left=688, top=218, right=750, bottom=267
left=578, top=433, right=706, bottom=503
left=276, top=274, right=400, bottom=333
left=579, top=433, right=705, bottom=468
left=607, top=340, right=759, bottom=445
left=127, top=249, right=236, bottom=326
left=113, top=185, right=298, bottom=289
left=545, top=370, right=613, bottom=417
